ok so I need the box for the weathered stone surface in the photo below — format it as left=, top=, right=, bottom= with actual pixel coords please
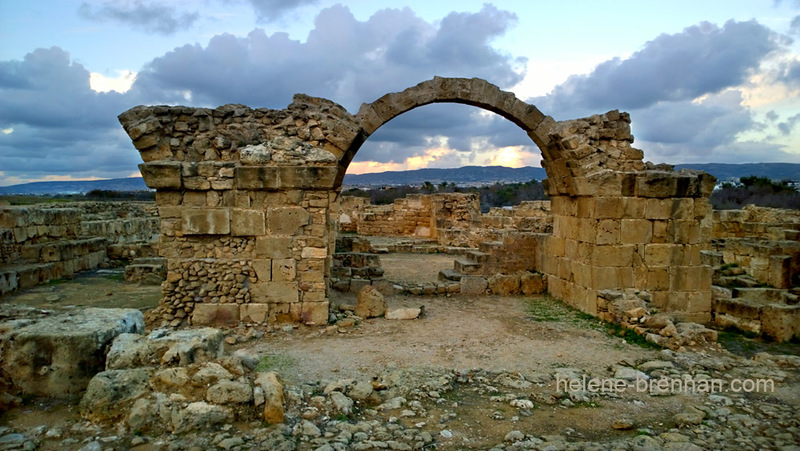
left=461, top=276, right=488, bottom=295
left=488, top=273, right=521, bottom=295
left=80, top=368, right=154, bottom=422
left=355, top=285, right=386, bottom=318
left=181, top=208, right=231, bottom=235
left=230, top=209, right=266, bottom=236
left=106, top=327, right=224, bottom=369
left=1, top=308, right=144, bottom=396
left=192, top=303, right=240, bottom=327
left=255, top=372, right=285, bottom=424
left=520, top=272, right=547, bottom=295
left=173, top=401, right=233, bottom=434
left=386, top=307, right=423, bottom=320
left=206, top=380, right=253, bottom=404
left=268, top=207, right=310, bottom=235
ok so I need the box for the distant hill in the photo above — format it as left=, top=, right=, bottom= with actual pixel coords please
left=0, top=177, right=148, bottom=195
left=674, top=163, right=800, bottom=181
left=343, top=166, right=547, bottom=187
left=345, top=163, right=800, bottom=187
left=1, top=163, right=798, bottom=194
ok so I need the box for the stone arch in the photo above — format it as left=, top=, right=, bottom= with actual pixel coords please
left=333, top=77, right=556, bottom=190
left=119, top=76, right=716, bottom=328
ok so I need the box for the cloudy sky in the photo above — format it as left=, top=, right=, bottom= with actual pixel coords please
left=1, top=0, right=799, bottom=186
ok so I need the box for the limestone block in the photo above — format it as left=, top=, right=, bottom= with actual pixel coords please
left=183, top=191, right=206, bottom=206
left=252, top=259, right=272, bottom=281
left=760, top=304, right=800, bottom=342
left=256, top=236, right=293, bottom=259
left=79, top=368, right=154, bottom=423
left=255, top=372, right=285, bottom=424
left=231, top=209, right=266, bottom=236
left=191, top=304, right=240, bottom=327
left=279, top=166, right=338, bottom=189
left=251, top=281, right=299, bottom=304
left=592, top=245, right=634, bottom=267
left=596, top=219, right=620, bottom=245
left=461, top=276, right=488, bottom=295
left=355, top=285, right=386, bottom=318
left=644, top=199, right=672, bottom=220
left=240, top=304, right=269, bottom=323
left=1, top=308, right=145, bottom=396
left=621, top=197, right=645, bottom=219
left=520, top=272, right=547, bottom=295
left=139, top=162, right=181, bottom=189
left=183, top=177, right=211, bottom=190
left=268, top=207, right=310, bottom=235
left=644, top=244, right=674, bottom=266
left=301, top=247, right=327, bottom=259
left=272, top=258, right=296, bottom=282
left=182, top=208, right=230, bottom=235
left=235, top=166, right=280, bottom=190
left=594, top=198, right=623, bottom=219
left=621, top=219, right=653, bottom=244
left=488, top=273, right=521, bottom=295
left=294, top=301, right=329, bottom=325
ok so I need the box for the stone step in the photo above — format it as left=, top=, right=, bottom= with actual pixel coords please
left=466, top=250, right=491, bottom=263
left=131, top=257, right=166, bottom=266
left=438, top=269, right=465, bottom=282
left=479, top=241, right=503, bottom=253
left=443, top=246, right=472, bottom=254
left=454, top=258, right=481, bottom=274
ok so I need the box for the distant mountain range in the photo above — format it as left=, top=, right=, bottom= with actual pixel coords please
left=1, top=163, right=798, bottom=194
left=0, top=177, right=148, bottom=195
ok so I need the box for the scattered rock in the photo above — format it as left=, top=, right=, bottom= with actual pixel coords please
left=355, top=285, right=386, bottom=318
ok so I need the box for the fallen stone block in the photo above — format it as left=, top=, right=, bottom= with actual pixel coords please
left=105, top=327, right=224, bottom=370
left=386, top=307, right=423, bottom=320
left=1, top=308, right=144, bottom=396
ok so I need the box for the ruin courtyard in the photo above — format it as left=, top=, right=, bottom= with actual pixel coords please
left=0, top=78, right=799, bottom=450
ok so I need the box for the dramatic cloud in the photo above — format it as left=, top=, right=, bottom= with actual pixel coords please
left=132, top=4, right=527, bottom=167
left=778, top=113, right=800, bottom=134
left=533, top=20, right=777, bottom=119
left=135, top=4, right=524, bottom=110
left=78, top=1, right=200, bottom=35
left=0, top=47, right=144, bottom=183
left=530, top=19, right=799, bottom=164
left=245, top=0, right=319, bottom=22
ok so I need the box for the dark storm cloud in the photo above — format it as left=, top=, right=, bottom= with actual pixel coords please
left=532, top=20, right=777, bottom=119
left=134, top=4, right=524, bottom=110
left=0, top=47, right=143, bottom=183
left=245, top=0, right=319, bottom=22
left=78, top=1, right=199, bottom=35
left=530, top=20, right=797, bottom=164
left=791, top=15, right=800, bottom=35
left=778, top=113, right=800, bottom=135
left=131, top=4, right=527, bottom=165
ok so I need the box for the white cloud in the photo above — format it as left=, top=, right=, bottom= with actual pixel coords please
left=89, top=70, right=137, bottom=93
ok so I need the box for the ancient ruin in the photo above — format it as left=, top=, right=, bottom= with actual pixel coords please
left=118, top=77, right=716, bottom=328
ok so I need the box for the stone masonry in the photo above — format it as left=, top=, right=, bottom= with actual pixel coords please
left=120, top=76, right=716, bottom=326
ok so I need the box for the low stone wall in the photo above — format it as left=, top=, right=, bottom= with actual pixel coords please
left=0, top=202, right=160, bottom=295
left=713, top=205, right=800, bottom=240
left=338, top=195, right=549, bottom=248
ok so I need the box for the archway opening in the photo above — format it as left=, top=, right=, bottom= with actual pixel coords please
left=330, top=96, right=553, bottom=302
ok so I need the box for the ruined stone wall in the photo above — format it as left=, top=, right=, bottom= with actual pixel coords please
left=118, top=96, right=362, bottom=327
left=540, top=112, right=716, bottom=323
left=713, top=205, right=800, bottom=240
left=710, top=205, right=800, bottom=289
left=0, top=206, right=107, bottom=294
left=121, top=77, right=717, bottom=327
left=337, top=193, right=480, bottom=239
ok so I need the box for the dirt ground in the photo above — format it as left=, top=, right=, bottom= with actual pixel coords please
left=2, top=254, right=800, bottom=449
